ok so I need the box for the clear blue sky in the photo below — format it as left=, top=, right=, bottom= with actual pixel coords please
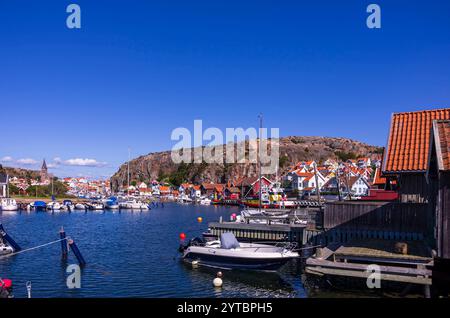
left=1, top=0, right=450, bottom=178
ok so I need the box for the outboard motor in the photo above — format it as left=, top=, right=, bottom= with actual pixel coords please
left=178, top=237, right=204, bottom=253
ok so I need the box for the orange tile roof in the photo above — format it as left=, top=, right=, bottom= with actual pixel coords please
left=159, top=186, right=170, bottom=192
left=432, top=120, right=450, bottom=171
left=383, top=108, right=450, bottom=173
left=372, top=167, right=387, bottom=186
left=214, top=184, right=225, bottom=192
left=294, top=171, right=314, bottom=178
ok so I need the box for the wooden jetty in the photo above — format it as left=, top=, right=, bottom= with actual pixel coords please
left=303, top=201, right=436, bottom=295
left=207, top=221, right=306, bottom=244
left=306, top=240, right=433, bottom=286
left=206, top=207, right=323, bottom=245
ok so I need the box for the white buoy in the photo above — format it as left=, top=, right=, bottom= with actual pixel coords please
left=213, top=277, right=223, bottom=287
left=192, top=260, right=199, bottom=268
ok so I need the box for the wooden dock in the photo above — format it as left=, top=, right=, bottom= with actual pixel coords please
left=207, top=221, right=306, bottom=244
left=306, top=239, right=433, bottom=286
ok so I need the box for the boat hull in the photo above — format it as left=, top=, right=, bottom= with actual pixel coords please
left=1, top=206, right=18, bottom=211
left=183, top=252, right=296, bottom=271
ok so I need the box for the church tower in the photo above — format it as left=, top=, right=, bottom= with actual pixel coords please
left=41, top=159, right=49, bottom=182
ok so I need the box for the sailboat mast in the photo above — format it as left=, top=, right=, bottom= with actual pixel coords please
left=258, top=113, right=263, bottom=212
left=127, top=148, right=130, bottom=195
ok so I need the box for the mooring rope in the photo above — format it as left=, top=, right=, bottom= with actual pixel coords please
left=0, top=238, right=68, bottom=259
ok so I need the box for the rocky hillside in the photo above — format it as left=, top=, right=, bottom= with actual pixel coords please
left=110, top=136, right=383, bottom=191
left=0, top=165, right=42, bottom=180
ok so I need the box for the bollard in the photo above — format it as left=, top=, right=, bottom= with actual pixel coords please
left=68, top=239, right=86, bottom=267
left=26, top=281, right=32, bottom=298
left=59, top=227, right=68, bottom=260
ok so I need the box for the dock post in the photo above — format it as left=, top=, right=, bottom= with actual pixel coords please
left=68, top=239, right=86, bottom=267
left=0, top=223, right=21, bottom=251
left=59, top=227, right=68, bottom=260
left=423, top=285, right=431, bottom=298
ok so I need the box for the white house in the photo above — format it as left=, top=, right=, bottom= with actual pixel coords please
left=348, top=175, right=370, bottom=196
left=302, top=172, right=327, bottom=191
left=357, top=157, right=372, bottom=168
left=288, top=170, right=327, bottom=192
left=138, top=182, right=148, bottom=189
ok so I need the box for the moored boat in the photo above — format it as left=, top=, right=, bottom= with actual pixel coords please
left=75, top=203, right=87, bottom=210
left=46, top=201, right=62, bottom=211
left=86, top=201, right=104, bottom=210
left=0, top=198, right=18, bottom=212
left=62, top=200, right=75, bottom=211
left=105, top=197, right=119, bottom=210
left=179, top=233, right=299, bottom=271
left=29, top=201, right=47, bottom=212
left=120, top=200, right=149, bottom=210
left=199, top=197, right=211, bottom=205
left=0, top=242, right=14, bottom=256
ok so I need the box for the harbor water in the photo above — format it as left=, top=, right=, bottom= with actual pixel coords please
left=0, top=203, right=307, bottom=298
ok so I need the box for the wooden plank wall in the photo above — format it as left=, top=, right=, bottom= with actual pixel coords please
left=398, top=173, right=428, bottom=203
left=324, top=201, right=429, bottom=234
left=439, top=172, right=450, bottom=259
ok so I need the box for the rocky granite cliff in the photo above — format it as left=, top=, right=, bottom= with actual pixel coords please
left=0, top=165, right=42, bottom=180
left=110, top=136, right=383, bottom=191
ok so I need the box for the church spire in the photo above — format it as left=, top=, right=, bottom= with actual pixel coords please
left=42, top=159, right=48, bottom=171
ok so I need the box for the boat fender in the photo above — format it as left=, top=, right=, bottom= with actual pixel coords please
left=213, top=272, right=223, bottom=287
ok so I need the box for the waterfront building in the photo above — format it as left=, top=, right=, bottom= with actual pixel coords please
left=234, top=176, right=272, bottom=197
left=382, top=108, right=450, bottom=203
left=0, top=173, right=8, bottom=197
left=427, top=119, right=450, bottom=260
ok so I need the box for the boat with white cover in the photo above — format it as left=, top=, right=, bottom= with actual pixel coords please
left=179, top=233, right=299, bottom=271
left=0, top=198, right=18, bottom=212
left=46, top=201, right=62, bottom=211
left=119, top=200, right=149, bottom=210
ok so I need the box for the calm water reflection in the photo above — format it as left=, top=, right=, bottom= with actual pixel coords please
left=0, top=203, right=306, bottom=298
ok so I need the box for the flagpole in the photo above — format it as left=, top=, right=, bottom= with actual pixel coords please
left=258, top=113, right=263, bottom=212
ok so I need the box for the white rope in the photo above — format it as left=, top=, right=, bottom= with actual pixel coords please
left=0, top=238, right=68, bottom=259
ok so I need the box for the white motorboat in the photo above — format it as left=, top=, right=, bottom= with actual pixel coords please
left=105, top=203, right=119, bottom=210
left=199, top=198, right=211, bottom=205
left=180, top=233, right=298, bottom=271
left=0, top=198, right=18, bottom=212
left=75, top=203, right=87, bottom=210
left=61, top=200, right=75, bottom=211
left=177, top=194, right=193, bottom=204
left=105, top=197, right=119, bottom=210
left=119, top=200, right=149, bottom=210
left=0, top=242, right=14, bottom=256
left=86, top=201, right=104, bottom=210
left=46, top=201, right=62, bottom=211
left=238, top=209, right=289, bottom=225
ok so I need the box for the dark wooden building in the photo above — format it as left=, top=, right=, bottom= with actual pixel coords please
left=381, top=108, right=450, bottom=252
left=382, top=108, right=450, bottom=203
left=428, top=120, right=450, bottom=259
